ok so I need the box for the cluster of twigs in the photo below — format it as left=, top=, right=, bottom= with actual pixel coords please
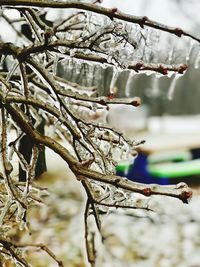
left=0, top=1, right=194, bottom=266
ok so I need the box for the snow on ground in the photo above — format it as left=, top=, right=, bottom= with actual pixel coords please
left=21, top=146, right=200, bottom=267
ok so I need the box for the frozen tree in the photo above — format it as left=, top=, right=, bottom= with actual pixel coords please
left=0, top=0, right=195, bottom=266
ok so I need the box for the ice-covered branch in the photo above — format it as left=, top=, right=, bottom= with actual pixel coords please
left=0, top=41, right=188, bottom=75
left=2, top=0, right=200, bottom=43
left=0, top=93, right=192, bottom=204
left=14, top=243, right=64, bottom=267
left=0, top=237, right=29, bottom=267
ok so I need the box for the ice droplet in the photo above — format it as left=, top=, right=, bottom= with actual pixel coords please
left=167, top=73, right=179, bottom=100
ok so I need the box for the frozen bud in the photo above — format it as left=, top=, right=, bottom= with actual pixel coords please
left=174, top=28, right=183, bottom=37
left=158, top=65, right=168, bottom=75
left=107, top=92, right=116, bottom=99
left=130, top=97, right=141, bottom=106
left=143, top=187, right=151, bottom=196
left=139, top=16, right=149, bottom=28
left=44, top=28, right=53, bottom=39
left=178, top=64, right=187, bottom=74
left=181, top=190, right=193, bottom=203
left=142, top=16, right=149, bottom=22
left=135, top=62, right=143, bottom=71
left=111, top=8, right=118, bottom=13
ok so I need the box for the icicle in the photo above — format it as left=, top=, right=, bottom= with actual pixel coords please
left=0, top=54, right=6, bottom=68
left=0, top=7, right=3, bottom=16
left=186, top=40, right=195, bottom=63
left=6, top=61, right=19, bottom=82
left=151, top=74, right=160, bottom=97
left=152, top=30, right=160, bottom=46
left=53, top=54, right=59, bottom=75
left=145, top=29, right=151, bottom=46
left=168, top=48, right=174, bottom=64
left=167, top=73, right=179, bottom=100
left=68, top=58, right=74, bottom=71
left=8, top=144, right=14, bottom=161
left=16, top=202, right=25, bottom=223
left=109, top=68, right=118, bottom=94
left=0, top=199, right=12, bottom=226
left=194, top=49, right=200, bottom=69
left=125, top=71, right=134, bottom=97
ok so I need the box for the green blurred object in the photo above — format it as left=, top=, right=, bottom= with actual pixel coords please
left=148, top=150, right=191, bottom=164
left=148, top=159, right=200, bottom=178
left=116, top=162, right=132, bottom=173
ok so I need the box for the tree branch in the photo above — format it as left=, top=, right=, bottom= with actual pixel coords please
left=0, top=93, right=192, bottom=204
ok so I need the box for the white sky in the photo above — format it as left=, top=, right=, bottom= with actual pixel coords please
left=102, top=0, right=198, bottom=32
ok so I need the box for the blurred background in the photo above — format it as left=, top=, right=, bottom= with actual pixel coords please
left=57, top=1, right=200, bottom=267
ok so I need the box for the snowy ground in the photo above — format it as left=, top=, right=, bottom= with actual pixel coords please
left=21, top=146, right=200, bottom=267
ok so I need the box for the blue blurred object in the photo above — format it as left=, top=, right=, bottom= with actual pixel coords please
left=116, top=154, right=169, bottom=185
left=116, top=149, right=200, bottom=185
